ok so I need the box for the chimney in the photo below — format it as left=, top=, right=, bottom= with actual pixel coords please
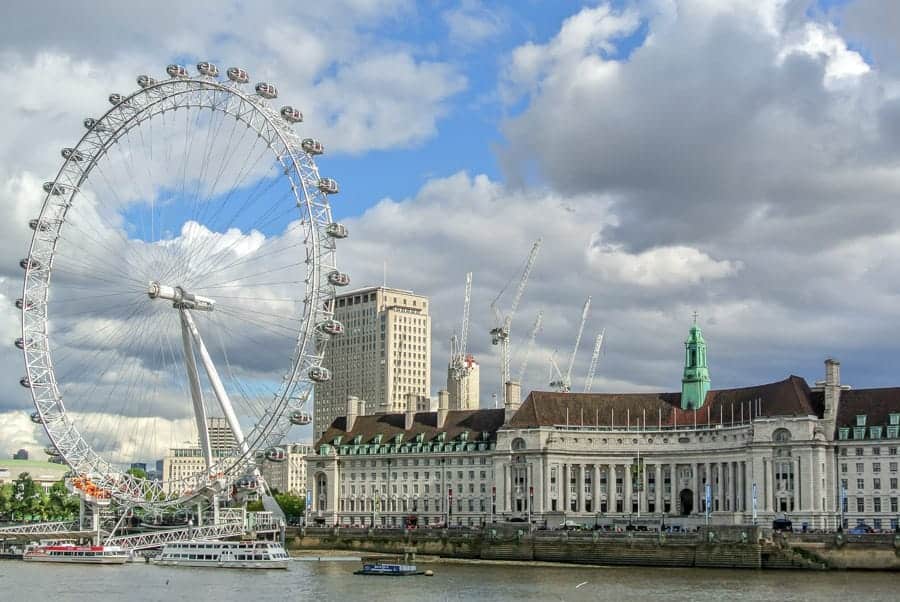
left=346, top=395, right=359, bottom=432
left=358, top=397, right=367, bottom=419
left=437, top=389, right=450, bottom=429
left=405, top=392, right=416, bottom=430
left=504, top=381, right=522, bottom=423
left=823, top=358, right=841, bottom=427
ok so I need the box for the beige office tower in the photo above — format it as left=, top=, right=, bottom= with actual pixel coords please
left=447, top=355, right=480, bottom=409
left=206, top=417, right=238, bottom=452
left=313, top=286, right=431, bottom=440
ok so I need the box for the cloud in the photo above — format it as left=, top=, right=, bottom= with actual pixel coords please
left=442, top=0, right=506, bottom=47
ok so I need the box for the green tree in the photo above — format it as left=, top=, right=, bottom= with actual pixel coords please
left=274, top=492, right=305, bottom=517
left=12, top=473, right=42, bottom=520
left=126, top=467, right=147, bottom=480
left=0, top=483, right=14, bottom=520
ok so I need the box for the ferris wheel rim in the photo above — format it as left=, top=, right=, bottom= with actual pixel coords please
left=20, top=65, right=341, bottom=508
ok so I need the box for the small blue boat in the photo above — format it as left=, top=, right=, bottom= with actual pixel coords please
left=354, top=562, right=421, bottom=576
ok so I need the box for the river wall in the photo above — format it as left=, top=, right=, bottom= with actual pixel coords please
left=286, top=526, right=885, bottom=570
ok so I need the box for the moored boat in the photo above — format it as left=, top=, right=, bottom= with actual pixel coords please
left=151, top=539, right=289, bottom=569
left=23, top=540, right=129, bottom=564
left=354, top=559, right=422, bottom=576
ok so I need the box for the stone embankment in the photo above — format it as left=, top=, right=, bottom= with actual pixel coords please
left=286, top=525, right=900, bottom=570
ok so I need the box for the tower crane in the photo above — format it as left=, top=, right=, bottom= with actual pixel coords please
left=516, top=310, right=544, bottom=386
left=549, top=297, right=591, bottom=392
left=583, top=329, right=605, bottom=393
left=490, top=238, right=542, bottom=405
left=449, top=272, right=473, bottom=378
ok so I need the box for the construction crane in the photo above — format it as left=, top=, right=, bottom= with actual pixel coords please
left=583, top=329, right=605, bottom=393
left=549, top=297, right=591, bottom=392
left=449, top=272, right=473, bottom=379
left=516, top=310, right=544, bottom=386
left=490, top=238, right=542, bottom=405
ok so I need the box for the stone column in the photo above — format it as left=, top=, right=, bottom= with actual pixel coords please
left=542, top=457, right=550, bottom=513
left=655, top=464, right=662, bottom=513
left=578, top=464, right=586, bottom=513
left=704, top=461, right=711, bottom=513
left=670, top=463, right=677, bottom=514
left=624, top=462, right=632, bottom=513
left=768, top=458, right=776, bottom=512
left=608, top=464, right=616, bottom=513
left=807, top=451, right=816, bottom=512
left=793, top=457, right=801, bottom=512
left=593, top=464, right=600, bottom=513
left=561, top=464, right=568, bottom=512
left=504, top=463, right=512, bottom=512
left=739, top=461, right=746, bottom=513
left=693, top=462, right=700, bottom=514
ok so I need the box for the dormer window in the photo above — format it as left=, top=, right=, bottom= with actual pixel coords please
left=353, top=435, right=362, bottom=445
left=890, top=414, right=900, bottom=426
left=853, top=426, right=866, bottom=440
left=373, top=434, right=383, bottom=444
left=870, top=426, right=883, bottom=440
left=416, top=433, right=425, bottom=443
left=856, top=415, right=867, bottom=427
left=459, top=432, right=468, bottom=442
left=838, top=427, right=850, bottom=440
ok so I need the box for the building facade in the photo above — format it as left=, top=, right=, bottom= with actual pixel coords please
left=161, top=418, right=240, bottom=494
left=260, top=443, right=312, bottom=496
left=447, top=355, right=480, bottom=410
left=314, top=286, right=431, bottom=440
left=311, top=324, right=900, bottom=531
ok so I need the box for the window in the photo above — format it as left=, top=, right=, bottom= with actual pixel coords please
left=874, top=478, right=881, bottom=490
left=855, top=448, right=864, bottom=456
left=840, top=448, right=848, bottom=456
left=856, top=463, right=864, bottom=473
left=874, top=498, right=882, bottom=512
left=892, top=478, right=899, bottom=489
left=857, top=478, right=865, bottom=490
left=891, top=498, right=898, bottom=513
left=856, top=497, right=864, bottom=512
left=841, top=463, right=847, bottom=473
left=841, top=479, right=848, bottom=490
left=891, top=462, right=898, bottom=473
left=856, top=415, right=867, bottom=427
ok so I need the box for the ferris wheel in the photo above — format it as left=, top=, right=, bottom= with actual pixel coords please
left=17, top=61, right=349, bottom=508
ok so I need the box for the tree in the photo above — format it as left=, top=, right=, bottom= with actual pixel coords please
left=274, top=492, right=305, bottom=518
left=0, top=483, right=14, bottom=520
left=126, top=467, right=147, bottom=480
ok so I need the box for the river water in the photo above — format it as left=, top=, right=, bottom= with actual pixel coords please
left=0, top=558, right=896, bottom=601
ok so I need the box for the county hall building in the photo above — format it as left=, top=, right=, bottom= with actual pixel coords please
left=309, top=323, right=900, bottom=531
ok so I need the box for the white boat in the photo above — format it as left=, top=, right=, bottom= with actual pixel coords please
left=23, top=540, right=129, bottom=564
left=151, top=540, right=289, bottom=569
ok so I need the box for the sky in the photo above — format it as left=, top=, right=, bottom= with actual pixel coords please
left=2, top=0, right=900, bottom=462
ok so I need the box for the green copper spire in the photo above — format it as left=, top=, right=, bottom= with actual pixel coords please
left=681, top=313, right=710, bottom=410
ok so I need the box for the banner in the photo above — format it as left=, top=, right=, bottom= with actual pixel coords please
left=705, top=483, right=711, bottom=516
left=306, top=489, right=312, bottom=509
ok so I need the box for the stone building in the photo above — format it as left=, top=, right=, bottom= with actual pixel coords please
left=313, top=286, right=431, bottom=440
left=311, top=322, right=900, bottom=531
left=259, top=443, right=312, bottom=496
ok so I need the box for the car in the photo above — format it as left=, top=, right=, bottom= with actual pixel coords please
left=559, top=520, right=584, bottom=531
left=849, top=524, right=875, bottom=534
left=507, top=515, right=527, bottom=523
left=772, top=517, right=793, bottom=532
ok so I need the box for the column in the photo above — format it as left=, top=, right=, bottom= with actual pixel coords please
left=542, top=457, right=550, bottom=513
left=624, top=462, right=632, bottom=513
left=669, top=463, right=677, bottom=514
left=704, top=461, right=711, bottom=513
left=767, top=458, right=776, bottom=512
left=807, top=452, right=816, bottom=512
left=577, top=464, right=586, bottom=513
left=792, top=457, right=800, bottom=512
left=655, top=464, right=662, bottom=513
left=738, top=461, right=745, bottom=513
left=561, top=464, right=568, bottom=512
left=504, top=464, right=512, bottom=512
left=608, top=464, right=616, bottom=513
left=593, top=465, right=600, bottom=513
left=691, top=462, right=702, bottom=514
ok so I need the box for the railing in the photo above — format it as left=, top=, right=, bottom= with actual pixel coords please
left=0, top=521, right=80, bottom=535
left=106, top=522, right=247, bottom=551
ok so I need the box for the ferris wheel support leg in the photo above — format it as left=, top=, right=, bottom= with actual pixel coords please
left=180, top=312, right=213, bottom=472
left=180, top=308, right=249, bottom=457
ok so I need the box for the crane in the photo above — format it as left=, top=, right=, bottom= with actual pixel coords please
left=449, top=272, right=473, bottom=379
left=549, top=297, right=591, bottom=392
left=583, top=329, right=605, bottom=393
left=490, top=238, right=542, bottom=405
left=516, top=310, right=544, bottom=386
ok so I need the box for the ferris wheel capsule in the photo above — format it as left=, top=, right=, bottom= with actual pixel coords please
left=265, top=447, right=286, bottom=462
left=318, top=319, right=344, bottom=336
left=317, top=178, right=339, bottom=195
left=289, top=411, right=312, bottom=426
left=255, top=82, right=278, bottom=99
left=136, top=74, right=156, bottom=88
left=14, top=337, right=31, bottom=350
left=108, top=93, right=128, bottom=106
left=44, top=446, right=58, bottom=456
left=280, top=106, right=303, bottom=123
left=236, top=476, right=258, bottom=491
left=30, top=411, right=44, bottom=424
left=325, top=222, right=348, bottom=239
left=83, top=118, right=111, bottom=132
left=327, top=270, right=350, bottom=287
left=166, top=64, right=189, bottom=79
left=196, top=62, right=219, bottom=78
left=43, top=181, right=65, bottom=195
left=61, top=148, right=85, bottom=161
left=15, top=298, right=32, bottom=310
left=29, top=218, right=51, bottom=232
left=226, top=67, right=249, bottom=83
left=20, top=258, right=42, bottom=270
left=301, top=138, right=324, bottom=155
left=308, top=366, right=331, bottom=383
left=20, top=376, right=31, bottom=388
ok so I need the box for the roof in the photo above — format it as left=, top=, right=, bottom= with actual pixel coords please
left=0, top=459, right=68, bottom=481
left=316, top=409, right=506, bottom=448
left=835, top=387, right=900, bottom=428
left=508, top=375, right=822, bottom=428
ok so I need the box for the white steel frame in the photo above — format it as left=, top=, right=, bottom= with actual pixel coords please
left=20, top=64, right=341, bottom=508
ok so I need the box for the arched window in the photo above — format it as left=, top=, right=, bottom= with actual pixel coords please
left=772, top=428, right=792, bottom=443
left=511, top=438, right=526, bottom=451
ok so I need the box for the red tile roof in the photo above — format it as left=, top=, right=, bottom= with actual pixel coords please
left=316, top=409, right=506, bottom=447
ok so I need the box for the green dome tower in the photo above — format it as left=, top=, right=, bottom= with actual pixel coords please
left=681, top=315, right=710, bottom=410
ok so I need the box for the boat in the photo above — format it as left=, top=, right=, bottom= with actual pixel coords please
left=354, top=555, right=425, bottom=576
left=151, top=539, right=289, bottom=569
left=23, top=540, right=129, bottom=564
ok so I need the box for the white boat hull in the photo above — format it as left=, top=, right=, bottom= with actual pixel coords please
left=24, top=554, right=128, bottom=565
left=151, top=558, right=289, bottom=570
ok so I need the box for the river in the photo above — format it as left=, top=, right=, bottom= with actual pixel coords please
left=0, top=558, right=896, bottom=601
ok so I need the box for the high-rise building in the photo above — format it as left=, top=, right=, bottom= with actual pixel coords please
left=259, top=443, right=312, bottom=497
left=206, top=417, right=238, bottom=452
left=13, top=449, right=28, bottom=460
left=161, top=417, right=240, bottom=494
left=313, top=286, right=431, bottom=440
left=447, top=354, right=480, bottom=410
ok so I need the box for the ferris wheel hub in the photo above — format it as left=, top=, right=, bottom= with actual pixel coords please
left=147, top=281, right=215, bottom=311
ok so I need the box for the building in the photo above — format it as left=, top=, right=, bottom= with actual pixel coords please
left=447, top=355, right=480, bottom=410
left=13, top=449, right=28, bottom=460
left=311, top=322, right=900, bottom=530
left=314, top=286, right=431, bottom=440
left=0, top=459, right=68, bottom=492
left=130, top=462, right=147, bottom=473
left=161, top=418, right=240, bottom=494
left=259, top=443, right=312, bottom=496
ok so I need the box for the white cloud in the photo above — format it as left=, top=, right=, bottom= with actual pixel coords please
left=587, top=239, right=741, bottom=287
left=442, top=1, right=506, bottom=47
